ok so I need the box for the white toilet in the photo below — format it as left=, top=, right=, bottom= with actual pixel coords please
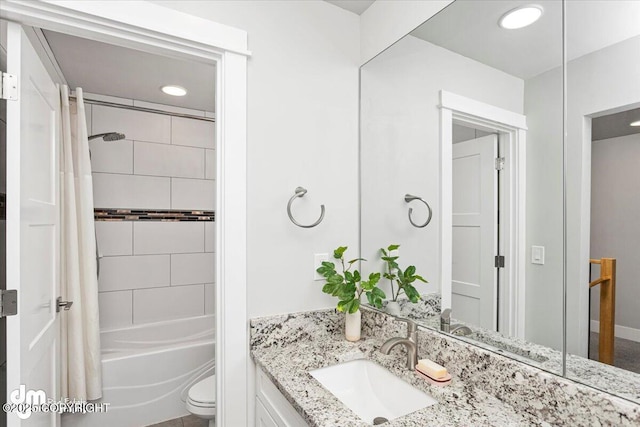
left=186, top=375, right=216, bottom=426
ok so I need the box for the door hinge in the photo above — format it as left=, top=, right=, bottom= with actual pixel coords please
left=495, top=157, right=505, bottom=171
left=0, top=289, right=18, bottom=317
left=1, top=72, right=18, bottom=101
left=495, top=255, right=505, bottom=268
left=56, top=296, right=73, bottom=313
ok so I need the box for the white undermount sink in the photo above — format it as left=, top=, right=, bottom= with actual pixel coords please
left=309, top=359, right=437, bottom=424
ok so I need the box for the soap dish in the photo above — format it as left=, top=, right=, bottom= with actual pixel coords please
left=415, top=369, right=452, bottom=386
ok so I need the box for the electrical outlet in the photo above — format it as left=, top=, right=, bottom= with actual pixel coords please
left=314, top=253, right=329, bottom=281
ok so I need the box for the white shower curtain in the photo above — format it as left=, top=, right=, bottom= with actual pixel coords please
left=60, top=86, right=103, bottom=400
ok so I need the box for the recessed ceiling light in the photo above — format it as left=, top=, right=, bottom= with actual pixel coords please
left=499, top=5, right=544, bottom=29
left=161, top=85, right=187, bottom=96
left=631, top=120, right=640, bottom=127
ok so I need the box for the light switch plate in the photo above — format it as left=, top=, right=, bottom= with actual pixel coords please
left=531, top=246, right=545, bottom=265
left=314, top=253, right=329, bottom=281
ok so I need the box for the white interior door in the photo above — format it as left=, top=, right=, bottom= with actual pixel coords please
left=5, top=21, right=61, bottom=426
left=451, top=134, right=497, bottom=330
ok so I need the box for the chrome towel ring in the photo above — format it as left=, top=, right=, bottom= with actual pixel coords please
left=287, top=187, right=325, bottom=228
left=405, top=194, right=432, bottom=228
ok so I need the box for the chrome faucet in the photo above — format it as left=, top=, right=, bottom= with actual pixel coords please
left=440, top=308, right=472, bottom=336
left=449, top=324, right=473, bottom=336
left=379, top=319, right=419, bottom=369
left=440, top=308, right=452, bottom=333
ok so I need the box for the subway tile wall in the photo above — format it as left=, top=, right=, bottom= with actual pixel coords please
left=89, top=102, right=216, bottom=330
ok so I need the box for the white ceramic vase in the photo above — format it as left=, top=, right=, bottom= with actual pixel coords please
left=345, top=310, right=361, bottom=342
left=386, top=301, right=401, bottom=316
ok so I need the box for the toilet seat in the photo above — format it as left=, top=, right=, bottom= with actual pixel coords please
left=188, top=374, right=216, bottom=406
left=186, top=374, right=216, bottom=420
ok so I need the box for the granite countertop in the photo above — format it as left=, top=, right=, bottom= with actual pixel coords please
left=383, top=294, right=640, bottom=403
left=250, top=311, right=547, bottom=426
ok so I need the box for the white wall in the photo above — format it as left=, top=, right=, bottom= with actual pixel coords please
left=360, top=0, right=453, bottom=64
left=89, top=102, right=216, bottom=329
left=523, top=67, right=564, bottom=351
left=526, top=35, right=640, bottom=355
left=360, top=35, right=523, bottom=301
left=590, top=133, right=640, bottom=340
left=154, top=0, right=361, bottom=319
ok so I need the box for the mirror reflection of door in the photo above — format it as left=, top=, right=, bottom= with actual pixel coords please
left=452, top=126, right=499, bottom=331
left=589, top=107, right=640, bottom=374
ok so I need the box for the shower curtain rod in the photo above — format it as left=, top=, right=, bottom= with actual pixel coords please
left=68, top=95, right=215, bottom=123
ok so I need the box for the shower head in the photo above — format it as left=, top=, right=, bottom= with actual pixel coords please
left=88, top=132, right=126, bottom=142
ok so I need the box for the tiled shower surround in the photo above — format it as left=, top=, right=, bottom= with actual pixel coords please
left=87, top=100, right=216, bottom=329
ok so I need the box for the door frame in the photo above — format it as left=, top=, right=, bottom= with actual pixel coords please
left=439, top=90, right=527, bottom=338
left=0, top=1, right=250, bottom=426
left=575, top=101, right=640, bottom=357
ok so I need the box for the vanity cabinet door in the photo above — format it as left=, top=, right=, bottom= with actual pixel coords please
left=256, top=398, right=279, bottom=427
left=256, top=367, right=308, bottom=426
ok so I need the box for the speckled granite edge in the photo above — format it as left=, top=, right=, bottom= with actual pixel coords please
left=250, top=309, right=343, bottom=349
left=251, top=307, right=640, bottom=427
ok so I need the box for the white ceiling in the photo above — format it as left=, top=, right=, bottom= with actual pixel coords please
left=411, top=0, right=640, bottom=80
left=325, top=0, right=375, bottom=15
left=42, top=30, right=216, bottom=111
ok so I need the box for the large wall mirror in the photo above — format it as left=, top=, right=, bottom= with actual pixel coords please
left=360, top=0, right=640, bottom=403
left=564, top=0, right=640, bottom=404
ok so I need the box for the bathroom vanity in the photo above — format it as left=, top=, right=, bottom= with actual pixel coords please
left=255, top=366, right=307, bottom=427
left=250, top=308, right=640, bottom=426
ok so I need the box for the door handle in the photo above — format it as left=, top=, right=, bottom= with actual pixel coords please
left=56, top=297, right=73, bottom=312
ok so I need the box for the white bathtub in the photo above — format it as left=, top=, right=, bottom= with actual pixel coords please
left=62, top=315, right=215, bottom=427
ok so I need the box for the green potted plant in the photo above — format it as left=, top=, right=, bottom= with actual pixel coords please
left=380, top=244, right=427, bottom=316
left=316, top=246, right=385, bottom=341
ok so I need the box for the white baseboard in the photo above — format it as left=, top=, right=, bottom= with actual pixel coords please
left=590, top=320, right=640, bottom=343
